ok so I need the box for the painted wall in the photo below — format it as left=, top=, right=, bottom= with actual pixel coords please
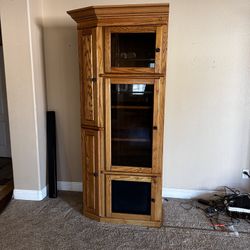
left=43, top=0, right=250, bottom=192
left=0, top=0, right=47, bottom=193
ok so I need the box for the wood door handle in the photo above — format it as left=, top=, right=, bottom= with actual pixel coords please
left=153, top=126, right=158, bottom=130
left=93, top=172, right=98, bottom=177
left=151, top=198, right=155, bottom=203
left=155, top=48, right=160, bottom=52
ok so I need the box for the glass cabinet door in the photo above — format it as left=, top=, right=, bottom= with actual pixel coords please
left=106, top=175, right=162, bottom=222
left=105, top=78, right=161, bottom=173
left=105, top=26, right=163, bottom=73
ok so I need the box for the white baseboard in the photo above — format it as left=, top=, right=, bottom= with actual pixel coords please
left=14, top=185, right=47, bottom=201
left=57, top=181, right=82, bottom=192
left=56, top=181, right=218, bottom=199
left=162, top=187, right=219, bottom=199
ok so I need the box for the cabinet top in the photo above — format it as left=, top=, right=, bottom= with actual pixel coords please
left=67, top=3, right=169, bottom=28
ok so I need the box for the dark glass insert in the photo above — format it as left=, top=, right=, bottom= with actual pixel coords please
left=111, top=84, right=154, bottom=167
left=111, top=33, right=156, bottom=68
left=112, top=180, right=151, bottom=215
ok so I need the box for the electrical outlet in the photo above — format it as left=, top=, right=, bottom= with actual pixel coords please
left=242, top=169, right=250, bottom=179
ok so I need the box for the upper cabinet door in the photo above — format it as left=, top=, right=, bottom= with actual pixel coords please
left=79, top=28, right=104, bottom=127
left=104, top=26, right=164, bottom=74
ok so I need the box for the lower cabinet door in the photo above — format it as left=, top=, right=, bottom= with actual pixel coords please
left=106, top=175, right=162, bottom=222
left=82, top=129, right=104, bottom=216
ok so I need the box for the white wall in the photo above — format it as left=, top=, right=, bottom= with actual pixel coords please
left=43, top=0, right=250, bottom=192
left=164, top=0, right=250, bottom=191
left=0, top=0, right=47, bottom=196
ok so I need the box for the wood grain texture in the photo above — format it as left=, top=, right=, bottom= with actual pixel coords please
left=100, top=217, right=161, bottom=227
left=100, top=73, right=164, bottom=79
left=82, top=129, right=97, bottom=215
left=67, top=4, right=169, bottom=29
left=80, top=29, right=104, bottom=127
left=82, top=33, right=94, bottom=123
left=70, top=3, right=168, bottom=227
left=152, top=79, right=161, bottom=174
left=103, top=170, right=161, bottom=177
left=82, top=129, right=104, bottom=216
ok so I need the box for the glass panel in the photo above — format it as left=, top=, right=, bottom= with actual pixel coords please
left=111, top=33, right=156, bottom=68
left=111, top=83, right=154, bottom=168
left=112, top=180, right=151, bottom=215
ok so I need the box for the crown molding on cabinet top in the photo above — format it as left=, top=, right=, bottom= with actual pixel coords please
left=67, top=3, right=169, bottom=28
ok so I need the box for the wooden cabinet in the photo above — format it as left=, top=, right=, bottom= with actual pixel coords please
left=68, top=3, right=169, bottom=227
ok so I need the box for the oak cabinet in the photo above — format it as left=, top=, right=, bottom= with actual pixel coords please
left=68, top=3, right=169, bottom=227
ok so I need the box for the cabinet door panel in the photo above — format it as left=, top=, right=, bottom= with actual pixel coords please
left=105, top=78, right=162, bottom=174
left=106, top=175, right=162, bottom=222
left=82, top=33, right=95, bottom=123
left=104, top=26, right=164, bottom=73
left=82, top=129, right=103, bottom=216
left=79, top=29, right=103, bottom=127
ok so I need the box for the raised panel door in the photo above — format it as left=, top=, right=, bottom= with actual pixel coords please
left=79, top=28, right=103, bottom=127
left=82, top=129, right=103, bottom=216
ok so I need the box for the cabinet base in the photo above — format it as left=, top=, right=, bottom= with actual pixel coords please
left=83, top=211, right=161, bottom=227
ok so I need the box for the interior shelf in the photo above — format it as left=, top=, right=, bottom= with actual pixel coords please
left=112, top=137, right=150, bottom=142
left=111, top=105, right=152, bottom=110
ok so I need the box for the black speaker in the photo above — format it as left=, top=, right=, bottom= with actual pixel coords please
left=47, top=111, right=57, bottom=198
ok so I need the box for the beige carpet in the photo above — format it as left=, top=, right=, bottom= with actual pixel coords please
left=0, top=191, right=250, bottom=250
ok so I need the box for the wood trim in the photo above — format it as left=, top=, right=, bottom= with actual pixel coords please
left=110, top=212, right=150, bottom=221
left=110, top=67, right=155, bottom=74
left=96, top=27, right=104, bottom=127
left=152, top=79, right=160, bottom=174
left=155, top=26, right=163, bottom=73
left=103, top=171, right=161, bottom=177
left=67, top=4, right=169, bottom=28
left=105, top=78, right=112, bottom=171
left=111, top=166, right=152, bottom=174
left=105, top=174, right=112, bottom=217
left=83, top=211, right=101, bottom=221
left=100, top=73, right=164, bottom=79
left=104, top=27, right=111, bottom=74
left=105, top=26, right=158, bottom=33
left=151, top=177, right=162, bottom=221
left=158, top=78, right=166, bottom=174
left=160, top=25, right=168, bottom=74
left=108, top=77, right=154, bottom=84
left=81, top=125, right=104, bottom=130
